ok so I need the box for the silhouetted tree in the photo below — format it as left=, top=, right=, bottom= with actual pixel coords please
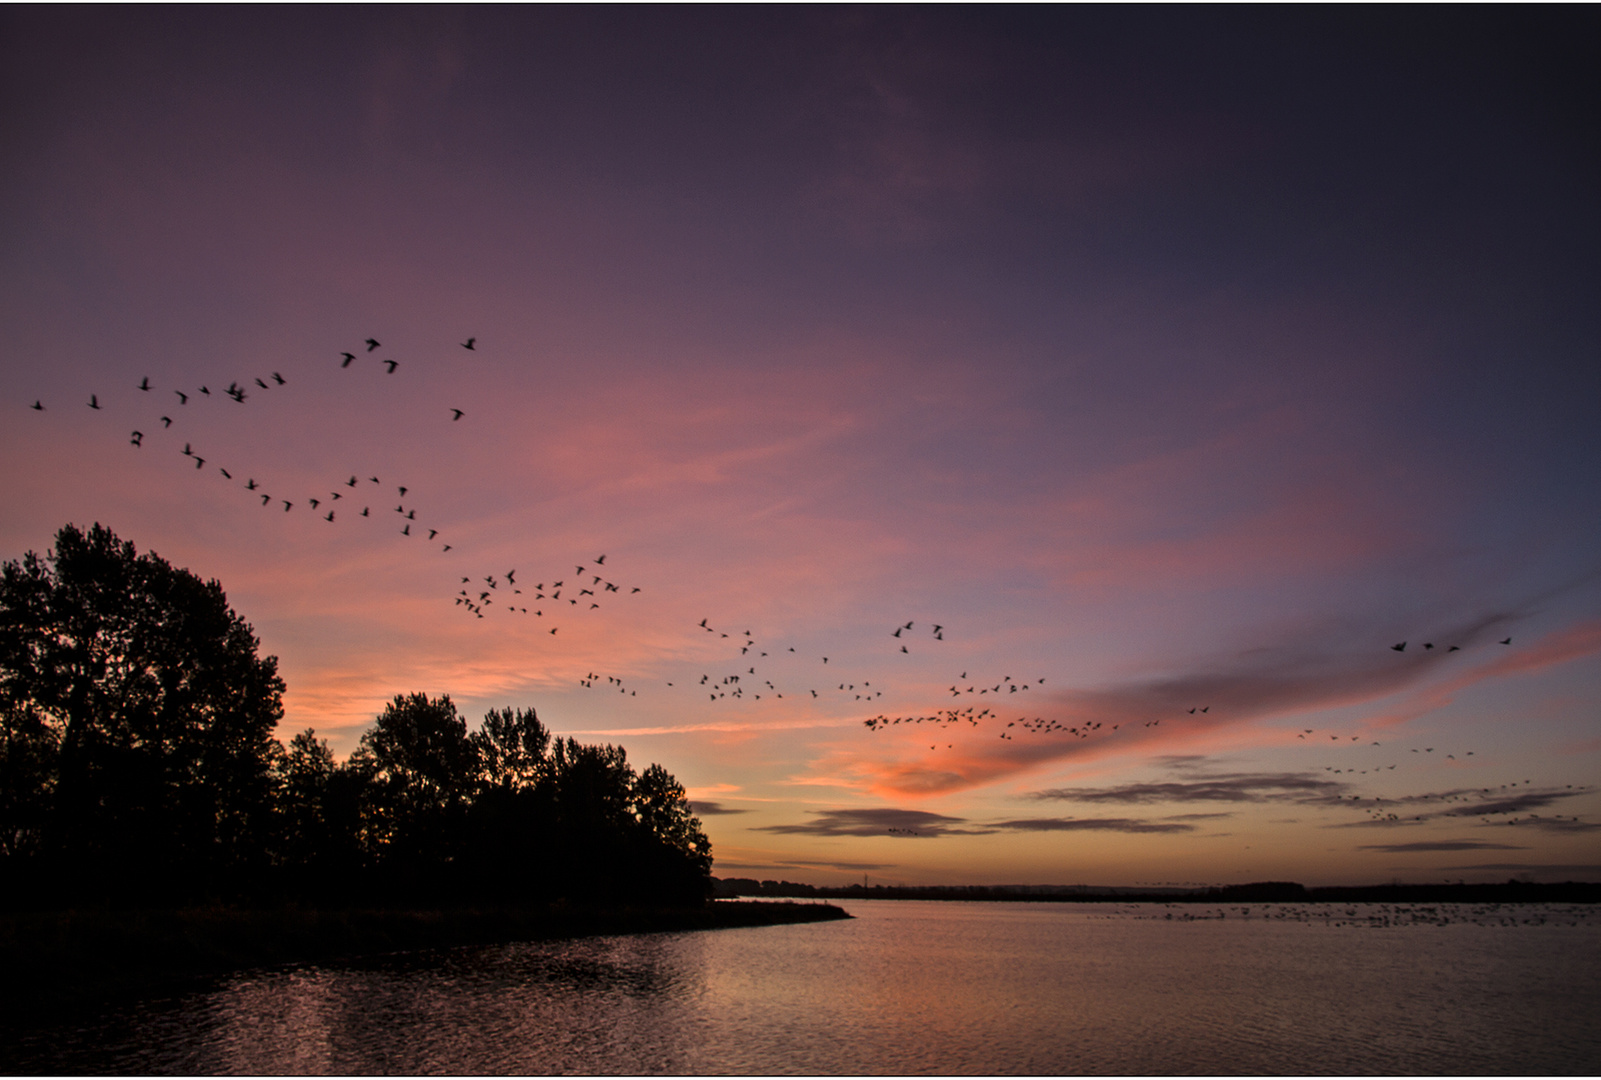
left=272, top=728, right=370, bottom=897
left=346, top=693, right=477, bottom=895
left=464, top=706, right=557, bottom=900
left=474, top=706, right=551, bottom=791
left=0, top=524, right=285, bottom=902
left=634, top=762, right=713, bottom=896
left=2, top=525, right=713, bottom=910
left=277, top=728, right=337, bottom=866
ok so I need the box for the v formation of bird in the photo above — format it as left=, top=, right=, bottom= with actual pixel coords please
left=32, top=339, right=1575, bottom=832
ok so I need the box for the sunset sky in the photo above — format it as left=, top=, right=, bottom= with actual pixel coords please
left=3, top=8, right=1598, bottom=887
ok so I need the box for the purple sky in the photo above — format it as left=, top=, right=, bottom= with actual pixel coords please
left=3, top=8, right=1598, bottom=886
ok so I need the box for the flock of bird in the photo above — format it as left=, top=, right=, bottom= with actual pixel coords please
left=27, top=336, right=1589, bottom=837
left=31, top=336, right=660, bottom=638
left=38, top=340, right=461, bottom=558
left=455, top=557, right=645, bottom=637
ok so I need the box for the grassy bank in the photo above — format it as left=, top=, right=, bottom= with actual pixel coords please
left=0, top=900, right=851, bottom=1019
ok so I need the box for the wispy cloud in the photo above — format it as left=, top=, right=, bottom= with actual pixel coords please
left=689, top=801, right=749, bottom=816
left=1358, top=841, right=1526, bottom=852
left=753, top=807, right=992, bottom=838
left=1478, top=817, right=1601, bottom=834
left=822, top=621, right=1601, bottom=798
left=991, top=817, right=1195, bottom=834
left=712, top=857, right=894, bottom=874
left=1323, top=784, right=1595, bottom=829
left=1033, top=770, right=1349, bottom=806
left=750, top=806, right=1206, bottom=838
left=785, top=858, right=896, bottom=872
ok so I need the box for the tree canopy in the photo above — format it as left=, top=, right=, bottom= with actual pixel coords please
left=1, top=524, right=712, bottom=908
left=1, top=523, right=284, bottom=899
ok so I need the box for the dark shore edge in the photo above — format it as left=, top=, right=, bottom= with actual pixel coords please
left=715, top=879, right=1601, bottom=905
left=0, top=900, right=851, bottom=1022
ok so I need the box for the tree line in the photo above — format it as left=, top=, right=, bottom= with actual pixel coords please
left=0, top=524, right=711, bottom=908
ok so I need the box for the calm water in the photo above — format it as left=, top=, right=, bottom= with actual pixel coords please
left=8, top=899, right=1600, bottom=1074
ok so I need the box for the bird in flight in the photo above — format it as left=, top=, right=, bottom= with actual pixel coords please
left=383, top=360, right=399, bottom=374
left=130, top=431, right=143, bottom=447
left=461, top=337, right=476, bottom=350
left=138, top=377, right=150, bottom=391
left=451, top=409, right=464, bottom=421
left=175, top=391, right=188, bottom=404
left=272, top=372, right=285, bottom=385
left=1392, top=642, right=1406, bottom=652
left=341, top=352, right=356, bottom=368
left=31, top=401, right=43, bottom=411
left=88, top=394, right=100, bottom=409
left=366, top=338, right=381, bottom=351
left=160, top=416, right=172, bottom=427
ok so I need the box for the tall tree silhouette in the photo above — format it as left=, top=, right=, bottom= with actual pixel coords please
left=633, top=762, right=713, bottom=899
left=346, top=694, right=477, bottom=896
left=0, top=523, right=285, bottom=901
left=274, top=728, right=368, bottom=897
left=474, top=706, right=551, bottom=791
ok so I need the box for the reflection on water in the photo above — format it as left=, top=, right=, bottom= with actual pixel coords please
left=9, top=900, right=1601, bottom=1074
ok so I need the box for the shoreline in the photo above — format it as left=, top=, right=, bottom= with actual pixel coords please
left=0, top=900, right=851, bottom=1021
left=714, top=879, right=1601, bottom=905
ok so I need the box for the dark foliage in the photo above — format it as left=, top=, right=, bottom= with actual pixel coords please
left=0, top=524, right=712, bottom=909
left=1, top=524, right=284, bottom=903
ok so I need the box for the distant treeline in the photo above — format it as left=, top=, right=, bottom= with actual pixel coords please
left=714, top=878, right=1601, bottom=904
left=0, top=524, right=711, bottom=909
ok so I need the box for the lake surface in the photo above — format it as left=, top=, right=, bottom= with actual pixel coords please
left=9, top=899, right=1600, bottom=1074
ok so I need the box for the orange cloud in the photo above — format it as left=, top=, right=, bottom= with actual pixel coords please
left=811, top=620, right=1601, bottom=798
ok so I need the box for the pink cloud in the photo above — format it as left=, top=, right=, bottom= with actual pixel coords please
left=810, top=621, right=1601, bottom=798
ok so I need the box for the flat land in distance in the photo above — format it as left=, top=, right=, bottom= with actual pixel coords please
left=715, top=878, right=1601, bottom=905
